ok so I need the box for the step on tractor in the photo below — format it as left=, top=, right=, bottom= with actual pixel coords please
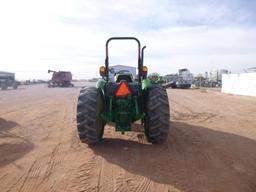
left=47, top=70, right=74, bottom=88
left=76, top=37, right=170, bottom=144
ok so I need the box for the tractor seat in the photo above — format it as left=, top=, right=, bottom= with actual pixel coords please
left=116, top=74, right=133, bottom=83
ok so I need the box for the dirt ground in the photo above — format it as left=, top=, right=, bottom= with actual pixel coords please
left=0, top=82, right=256, bottom=192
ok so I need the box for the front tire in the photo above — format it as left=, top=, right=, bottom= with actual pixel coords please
left=76, top=87, right=105, bottom=144
left=144, top=85, right=170, bottom=144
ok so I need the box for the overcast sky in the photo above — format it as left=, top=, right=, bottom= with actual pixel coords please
left=0, top=0, right=256, bottom=80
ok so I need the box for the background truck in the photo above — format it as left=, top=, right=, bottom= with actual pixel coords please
left=0, top=71, right=19, bottom=90
left=163, top=69, right=193, bottom=89
left=48, top=70, right=74, bottom=87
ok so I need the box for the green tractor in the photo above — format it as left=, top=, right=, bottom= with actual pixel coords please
left=76, top=37, right=170, bottom=144
left=148, top=72, right=165, bottom=85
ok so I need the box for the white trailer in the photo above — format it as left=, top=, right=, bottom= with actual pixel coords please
left=222, top=73, right=256, bottom=96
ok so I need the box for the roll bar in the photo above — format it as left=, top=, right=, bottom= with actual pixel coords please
left=105, top=37, right=145, bottom=82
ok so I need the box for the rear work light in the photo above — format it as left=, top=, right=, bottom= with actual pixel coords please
left=115, top=82, right=131, bottom=97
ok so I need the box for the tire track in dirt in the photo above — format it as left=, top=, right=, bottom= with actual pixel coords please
left=171, top=126, right=208, bottom=191
left=0, top=99, right=51, bottom=116
left=98, top=158, right=114, bottom=192
left=1, top=88, right=80, bottom=192
left=170, top=98, right=217, bottom=123
left=15, top=144, right=62, bottom=192
left=131, top=177, right=151, bottom=192
left=68, top=155, right=101, bottom=192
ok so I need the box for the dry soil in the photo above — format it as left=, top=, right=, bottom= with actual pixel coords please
left=0, top=83, right=256, bottom=192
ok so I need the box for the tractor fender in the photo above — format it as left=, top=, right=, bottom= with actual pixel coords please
left=142, top=78, right=152, bottom=90
left=96, top=79, right=107, bottom=95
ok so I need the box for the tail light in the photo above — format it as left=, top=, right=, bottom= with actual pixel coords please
left=115, top=82, right=131, bottom=97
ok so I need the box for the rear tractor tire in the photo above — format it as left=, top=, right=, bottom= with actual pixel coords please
left=144, top=85, right=170, bottom=144
left=76, top=87, right=105, bottom=144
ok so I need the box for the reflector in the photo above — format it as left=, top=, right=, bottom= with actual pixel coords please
left=115, top=82, right=131, bottom=97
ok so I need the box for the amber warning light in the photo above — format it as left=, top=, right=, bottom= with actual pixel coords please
left=115, top=82, right=131, bottom=97
left=99, top=66, right=106, bottom=76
